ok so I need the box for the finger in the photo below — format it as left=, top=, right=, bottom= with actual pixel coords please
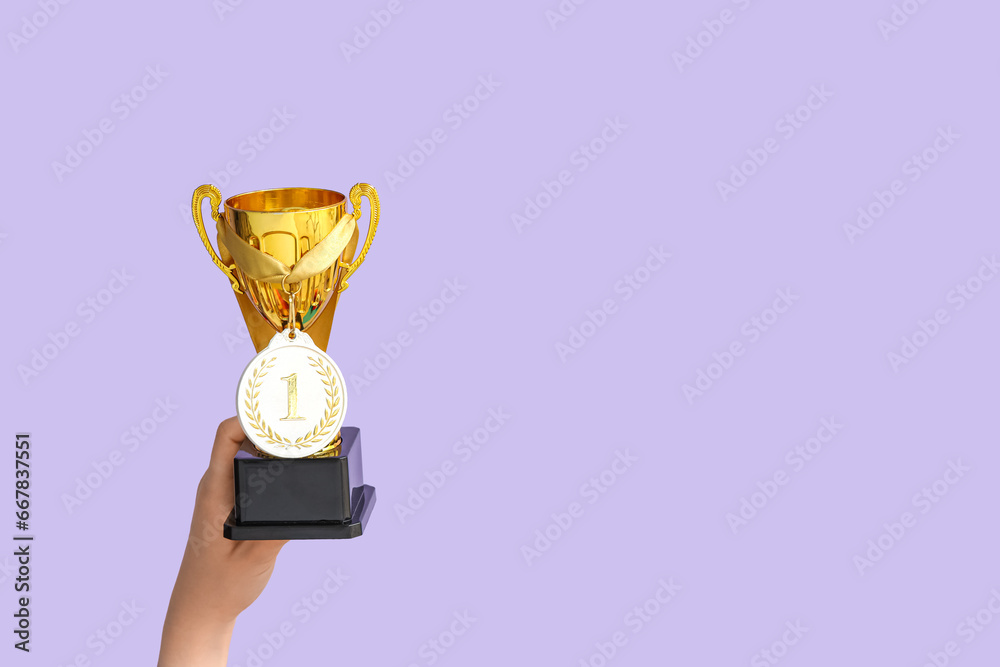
left=208, top=417, right=246, bottom=476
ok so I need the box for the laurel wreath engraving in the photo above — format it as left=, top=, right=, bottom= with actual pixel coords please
left=243, top=355, right=341, bottom=451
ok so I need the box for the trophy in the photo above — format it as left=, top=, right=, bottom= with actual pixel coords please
left=191, top=183, right=380, bottom=540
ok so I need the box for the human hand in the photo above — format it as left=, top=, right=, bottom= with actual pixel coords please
left=158, top=418, right=288, bottom=667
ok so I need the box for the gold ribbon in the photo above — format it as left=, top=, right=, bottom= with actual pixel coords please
left=215, top=214, right=357, bottom=286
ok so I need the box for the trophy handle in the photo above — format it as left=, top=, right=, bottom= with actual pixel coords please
left=192, top=184, right=242, bottom=294
left=337, top=183, right=380, bottom=293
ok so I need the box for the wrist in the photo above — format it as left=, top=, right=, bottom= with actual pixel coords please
left=159, top=606, right=235, bottom=667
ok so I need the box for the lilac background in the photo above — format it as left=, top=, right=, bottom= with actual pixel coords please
left=3, top=0, right=1000, bottom=665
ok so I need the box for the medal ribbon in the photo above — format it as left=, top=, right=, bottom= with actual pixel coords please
left=216, top=213, right=358, bottom=286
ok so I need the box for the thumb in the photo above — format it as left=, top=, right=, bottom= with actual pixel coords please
left=208, top=417, right=246, bottom=479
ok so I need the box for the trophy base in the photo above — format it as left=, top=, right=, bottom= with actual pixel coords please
left=222, top=426, right=376, bottom=541
left=222, top=486, right=375, bottom=540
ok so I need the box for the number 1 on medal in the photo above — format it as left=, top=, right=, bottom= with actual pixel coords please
left=280, top=373, right=306, bottom=421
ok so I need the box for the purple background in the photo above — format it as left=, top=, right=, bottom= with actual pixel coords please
left=4, top=0, right=1000, bottom=665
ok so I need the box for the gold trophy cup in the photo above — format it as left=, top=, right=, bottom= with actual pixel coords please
left=191, top=183, right=380, bottom=540
left=192, top=184, right=379, bottom=352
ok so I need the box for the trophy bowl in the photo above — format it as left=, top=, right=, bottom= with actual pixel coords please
left=192, top=182, right=379, bottom=352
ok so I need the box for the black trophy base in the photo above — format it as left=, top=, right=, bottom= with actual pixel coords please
left=223, top=486, right=375, bottom=540
left=223, top=426, right=376, bottom=541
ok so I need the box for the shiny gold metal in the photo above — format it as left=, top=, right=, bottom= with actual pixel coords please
left=279, top=373, right=305, bottom=421
left=192, top=185, right=242, bottom=294
left=225, top=187, right=349, bottom=338
left=192, top=184, right=380, bottom=352
left=284, top=281, right=301, bottom=339
left=338, top=183, right=380, bottom=293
